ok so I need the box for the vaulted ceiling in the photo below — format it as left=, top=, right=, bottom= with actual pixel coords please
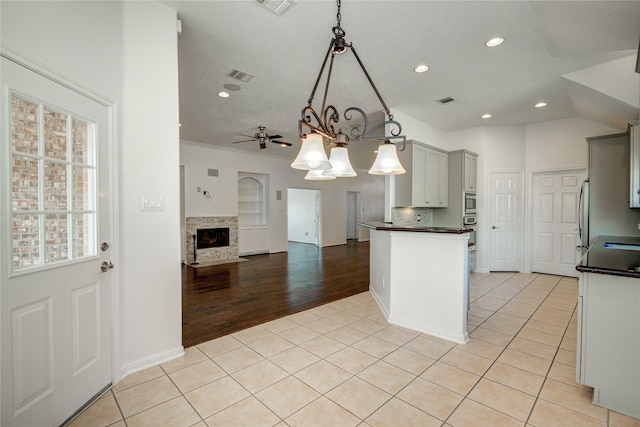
left=161, top=0, right=640, bottom=157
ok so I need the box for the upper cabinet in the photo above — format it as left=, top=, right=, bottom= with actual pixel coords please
left=395, top=141, right=448, bottom=207
left=629, top=121, right=640, bottom=208
left=433, top=149, right=479, bottom=227
left=464, top=151, right=478, bottom=192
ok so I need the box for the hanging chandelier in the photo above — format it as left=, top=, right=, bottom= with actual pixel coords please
left=290, top=0, right=407, bottom=179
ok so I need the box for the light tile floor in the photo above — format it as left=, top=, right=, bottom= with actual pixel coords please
left=68, top=272, right=640, bottom=427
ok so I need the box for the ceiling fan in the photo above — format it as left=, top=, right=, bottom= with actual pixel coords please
left=231, top=126, right=293, bottom=149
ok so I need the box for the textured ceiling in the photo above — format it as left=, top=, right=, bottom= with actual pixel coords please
left=160, top=0, right=640, bottom=157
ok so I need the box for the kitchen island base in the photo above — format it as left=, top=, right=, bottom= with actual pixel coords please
left=367, top=227, right=470, bottom=344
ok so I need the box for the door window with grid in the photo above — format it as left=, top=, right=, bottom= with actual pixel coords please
left=10, top=93, right=96, bottom=273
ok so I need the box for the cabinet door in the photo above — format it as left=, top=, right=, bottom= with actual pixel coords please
left=438, top=152, right=448, bottom=207
left=411, top=144, right=429, bottom=206
left=423, top=149, right=440, bottom=207
left=464, top=153, right=477, bottom=192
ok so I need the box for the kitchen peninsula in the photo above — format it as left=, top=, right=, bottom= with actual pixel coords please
left=360, top=222, right=472, bottom=344
left=575, top=236, right=640, bottom=418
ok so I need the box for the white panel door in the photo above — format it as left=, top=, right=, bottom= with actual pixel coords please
left=489, top=173, right=523, bottom=271
left=532, top=170, right=586, bottom=277
left=1, top=57, right=113, bottom=426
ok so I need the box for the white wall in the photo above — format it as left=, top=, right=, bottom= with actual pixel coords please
left=1, top=0, right=183, bottom=379
left=181, top=141, right=385, bottom=249
left=390, top=109, right=449, bottom=150
left=120, top=1, right=182, bottom=374
left=525, top=118, right=622, bottom=172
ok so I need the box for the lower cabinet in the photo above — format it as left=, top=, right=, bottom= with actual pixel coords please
left=238, top=226, right=269, bottom=255
left=576, top=272, right=640, bottom=418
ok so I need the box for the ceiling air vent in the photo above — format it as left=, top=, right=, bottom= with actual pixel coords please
left=228, top=69, right=255, bottom=83
left=257, top=0, right=294, bottom=16
left=438, top=97, right=455, bottom=104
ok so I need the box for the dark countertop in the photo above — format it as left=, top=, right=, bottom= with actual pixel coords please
left=576, top=235, right=640, bottom=278
left=358, top=222, right=472, bottom=234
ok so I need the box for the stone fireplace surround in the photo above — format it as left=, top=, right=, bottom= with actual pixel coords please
left=185, top=217, right=238, bottom=265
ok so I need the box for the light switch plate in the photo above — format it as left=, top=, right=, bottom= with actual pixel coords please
left=140, top=195, right=164, bottom=211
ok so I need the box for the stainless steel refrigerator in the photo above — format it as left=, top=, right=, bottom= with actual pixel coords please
left=579, top=131, right=640, bottom=248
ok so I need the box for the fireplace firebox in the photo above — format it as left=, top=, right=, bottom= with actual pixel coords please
left=196, top=227, right=230, bottom=249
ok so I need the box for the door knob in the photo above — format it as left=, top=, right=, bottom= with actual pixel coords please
left=100, top=242, right=110, bottom=251
left=491, top=225, right=499, bottom=229
left=101, top=261, right=114, bottom=272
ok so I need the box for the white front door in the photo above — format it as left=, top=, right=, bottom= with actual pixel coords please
left=531, top=169, right=586, bottom=277
left=489, top=172, right=523, bottom=271
left=1, top=57, right=113, bottom=426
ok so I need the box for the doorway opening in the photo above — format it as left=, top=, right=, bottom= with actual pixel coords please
left=287, top=188, right=321, bottom=246
left=346, top=191, right=360, bottom=241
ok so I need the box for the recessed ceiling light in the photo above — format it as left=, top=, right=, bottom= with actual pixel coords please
left=485, top=37, right=505, bottom=47
left=535, top=101, right=548, bottom=108
left=481, top=113, right=492, bottom=119
left=414, top=64, right=429, bottom=73
left=218, top=91, right=230, bottom=98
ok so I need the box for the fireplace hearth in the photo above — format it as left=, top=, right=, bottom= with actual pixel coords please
left=197, top=227, right=230, bottom=249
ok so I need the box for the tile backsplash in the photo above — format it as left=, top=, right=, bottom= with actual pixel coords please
left=391, top=207, right=433, bottom=226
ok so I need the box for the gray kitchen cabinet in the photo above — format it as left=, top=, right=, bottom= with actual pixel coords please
left=576, top=271, right=640, bottom=418
left=433, top=150, right=478, bottom=227
left=464, top=151, right=477, bottom=192
left=395, top=141, right=448, bottom=207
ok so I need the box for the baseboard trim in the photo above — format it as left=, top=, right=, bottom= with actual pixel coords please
left=119, top=345, right=184, bottom=380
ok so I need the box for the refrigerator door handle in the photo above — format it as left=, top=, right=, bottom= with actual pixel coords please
left=577, top=179, right=589, bottom=248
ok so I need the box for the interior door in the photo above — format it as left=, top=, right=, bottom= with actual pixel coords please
left=531, top=169, right=586, bottom=277
left=489, top=172, right=523, bottom=271
left=1, top=57, right=113, bottom=426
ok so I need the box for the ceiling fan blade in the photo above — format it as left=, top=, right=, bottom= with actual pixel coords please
left=267, top=134, right=283, bottom=139
left=231, top=139, right=255, bottom=144
left=272, top=140, right=292, bottom=147
left=238, top=133, right=257, bottom=139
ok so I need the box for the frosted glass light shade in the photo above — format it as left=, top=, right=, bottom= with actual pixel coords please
left=326, top=146, right=357, bottom=177
left=304, top=169, right=336, bottom=180
left=368, top=142, right=406, bottom=175
left=291, top=132, right=331, bottom=170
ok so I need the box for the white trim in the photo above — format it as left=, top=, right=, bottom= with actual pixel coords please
left=119, top=346, right=184, bottom=380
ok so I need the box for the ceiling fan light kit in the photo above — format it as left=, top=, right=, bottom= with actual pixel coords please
left=231, top=125, right=292, bottom=149
left=292, top=0, right=407, bottom=180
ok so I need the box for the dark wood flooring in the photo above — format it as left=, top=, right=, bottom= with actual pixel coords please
left=181, top=241, right=370, bottom=348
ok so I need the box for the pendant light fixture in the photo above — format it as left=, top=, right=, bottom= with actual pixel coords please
left=292, top=0, right=407, bottom=179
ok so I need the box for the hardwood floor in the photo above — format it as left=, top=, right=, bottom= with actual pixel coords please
left=182, top=241, right=370, bottom=348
